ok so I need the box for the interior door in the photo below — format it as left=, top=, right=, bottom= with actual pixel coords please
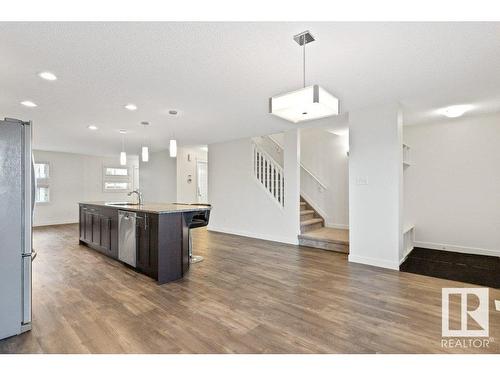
left=196, top=160, right=208, bottom=204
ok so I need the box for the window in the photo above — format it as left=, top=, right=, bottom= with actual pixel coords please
left=104, top=167, right=128, bottom=177
left=104, top=182, right=129, bottom=191
left=34, top=162, right=50, bottom=203
left=103, top=166, right=131, bottom=192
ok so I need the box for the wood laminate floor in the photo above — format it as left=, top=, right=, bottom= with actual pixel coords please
left=0, top=224, right=499, bottom=354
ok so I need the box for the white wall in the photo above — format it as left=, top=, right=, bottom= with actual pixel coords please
left=139, top=149, right=177, bottom=203
left=300, top=128, right=349, bottom=229
left=208, top=130, right=300, bottom=244
left=176, top=146, right=208, bottom=203
left=348, top=103, right=403, bottom=270
left=33, top=150, right=139, bottom=226
left=403, top=113, right=500, bottom=257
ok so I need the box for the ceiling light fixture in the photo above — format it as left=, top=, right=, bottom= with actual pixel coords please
left=141, top=121, right=149, bottom=162
left=169, top=111, right=178, bottom=158
left=38, top=71, right=57, bottom=81
left=437, top=105, right=473, bottom=118
left=88, top=125, right=98, bottom=130
left=119, top=130, right=127, bottom=166
left=21, top=100, right=37, bottom=107
left=124, top=104, right=137, bottom=111
left=269, top=31, right=340, bottom=123
left=169, top=139, right=177, bottom=158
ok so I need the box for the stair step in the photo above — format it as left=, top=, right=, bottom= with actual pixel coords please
left=300, top=210, right=314, bottom=220
left=300, top=218, right=323, bottom=225
left=298, top=236, right=349, bottom=253
left=298, top=228, right=349, bottom=254
left=300, top=218, right=324, bottom=232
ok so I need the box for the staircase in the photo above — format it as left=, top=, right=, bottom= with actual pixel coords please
left=298, top=197, right=349, bottom=254
left=252, top=137, right=349, bottom=254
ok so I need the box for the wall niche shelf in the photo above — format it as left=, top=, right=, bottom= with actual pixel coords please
left=402, top=225, right=415, bottom=263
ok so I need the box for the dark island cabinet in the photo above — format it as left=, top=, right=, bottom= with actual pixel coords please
left=136, top=213, right=158, bottom=279
left=79, top=204, right=118, bottom=259
left=78, top=202, right=209, bottom=284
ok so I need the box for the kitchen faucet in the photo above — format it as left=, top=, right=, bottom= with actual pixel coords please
left=128, top=190, right=143, bottom=205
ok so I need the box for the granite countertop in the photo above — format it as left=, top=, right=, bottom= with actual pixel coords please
left=79, top=201, right=211, bottom=214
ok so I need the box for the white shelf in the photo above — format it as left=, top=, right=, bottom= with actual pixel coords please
left=401, top=225, right=415, bottom=263
left=403, top=224, right=415, bottom=234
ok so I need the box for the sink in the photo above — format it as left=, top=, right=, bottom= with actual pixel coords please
left=105, top=202, right=140, bottom=206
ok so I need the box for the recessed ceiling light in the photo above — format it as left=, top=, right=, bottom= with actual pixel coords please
left=169, top=110, right=178, bottom=115
left=437, top=105, right=473, bottom=118
left=88, top=125, right=98, bottom=130
left=38, top=71, right=57, bottom=81
left=124, top=104, right=137, bottom=111
left=119, top=129, right=127, bottom=134
left=21, top=101, right=37, bottom=107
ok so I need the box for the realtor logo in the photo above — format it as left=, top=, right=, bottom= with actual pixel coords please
left=442, top=288, right=489, bottom=337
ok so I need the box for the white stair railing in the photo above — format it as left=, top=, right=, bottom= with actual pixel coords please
left=253, top=142, right=284, bottom=207
left=266, top=134, right=328, bottom=190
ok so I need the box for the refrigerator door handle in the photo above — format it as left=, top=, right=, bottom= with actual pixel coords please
left=31, top=155, right=36, bottom=217
left=21, top=254, right=32, bottom=326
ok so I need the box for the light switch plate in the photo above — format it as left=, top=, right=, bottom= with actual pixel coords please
left=356, top=176, right=368, bottom=185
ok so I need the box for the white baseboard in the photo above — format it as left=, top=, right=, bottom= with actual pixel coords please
left=34, top=219, right=78, bottom=227
left=348, top=254, right=399, bottom=270
left=207, top=225, right=299, bottom=245
left=325, top=223, right=349, bottom=230
left=413, top=241, right=500, bottom=258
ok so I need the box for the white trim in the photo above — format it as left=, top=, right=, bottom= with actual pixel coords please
left=348, top=254, right=400, bottom=270
left=325, top=223, right=349, bottom=230
left=399, top=251, right=412, bottom=266
left=207, top=225, right=298, bottom=245
left=300, top=190, right=328, bottom=221
left=413, top=241, right=500, bottom=258
left=34, top=219, right=78, bottom=227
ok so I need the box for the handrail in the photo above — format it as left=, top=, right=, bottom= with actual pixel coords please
left=264, top=135, right=328, bottom=190
left=300, top=164, right=328, bottom=190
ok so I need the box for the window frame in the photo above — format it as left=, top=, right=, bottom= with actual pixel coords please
left=34, top=162, right=50, bottom=204
left=102, top=165, right=131, bottom=192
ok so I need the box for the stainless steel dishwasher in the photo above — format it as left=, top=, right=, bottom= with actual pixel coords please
left=118, top=210, right=137, bottom=267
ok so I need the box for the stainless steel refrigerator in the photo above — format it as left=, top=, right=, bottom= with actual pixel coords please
left=0, top=117, right=35, bottom=340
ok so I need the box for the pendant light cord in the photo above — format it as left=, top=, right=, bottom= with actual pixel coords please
left=303, top=34, right=306, bottom=88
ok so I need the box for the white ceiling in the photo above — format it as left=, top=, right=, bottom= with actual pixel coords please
left=1, top=22, right=499, bottom=156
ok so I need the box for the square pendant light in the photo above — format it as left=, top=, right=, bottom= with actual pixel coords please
left=269, top=85, right=339, bottom=123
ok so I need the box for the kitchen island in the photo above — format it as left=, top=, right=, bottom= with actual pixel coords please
left=78, top=202, right=211, bottom=284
